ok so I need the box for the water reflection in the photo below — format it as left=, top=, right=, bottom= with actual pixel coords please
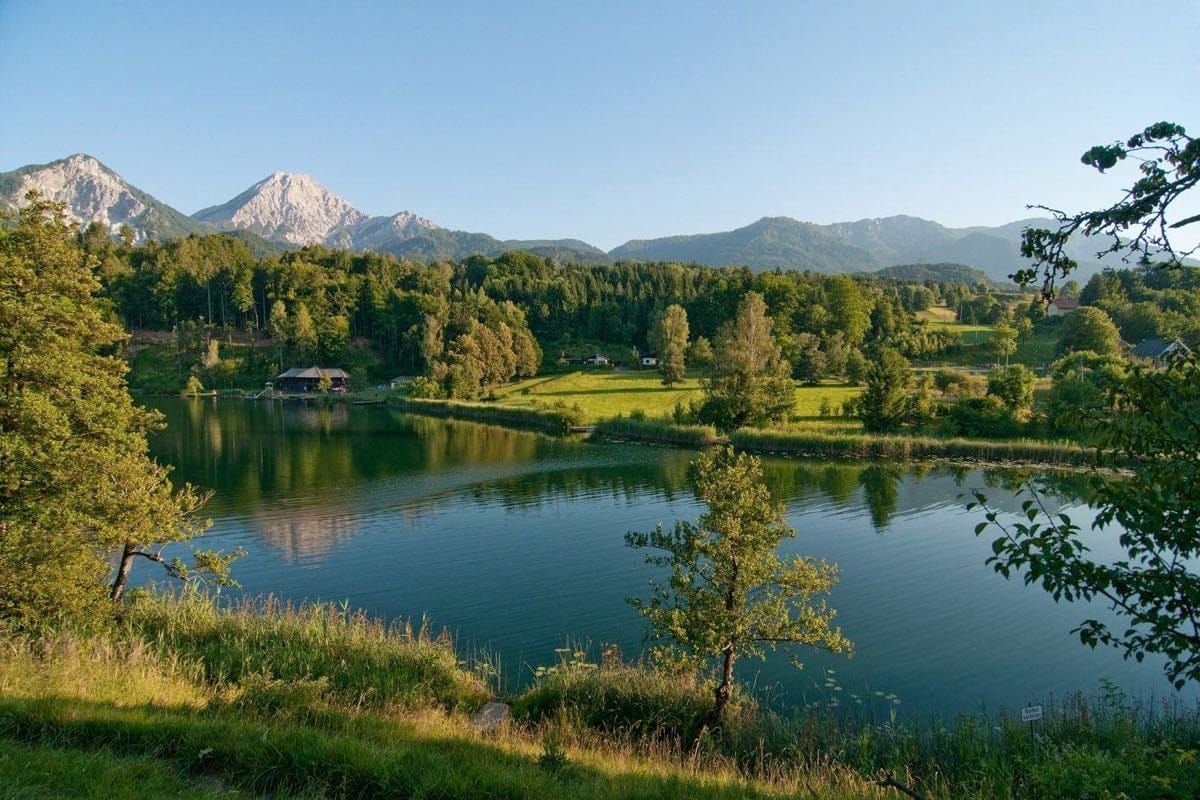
left=143, top=398, right=1163, bottom=716
left=152, top=398, right=1094, bottom=557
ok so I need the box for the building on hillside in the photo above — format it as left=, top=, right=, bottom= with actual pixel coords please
left=640, top=354, right=658, bottom=367
left=276, top=367, right=350, bottom=392
left=1131, top=338, right=1192, bottom=367
left=584, top=353, right=610, bottom=366
left=1047, top=297, right=1081, bottom=317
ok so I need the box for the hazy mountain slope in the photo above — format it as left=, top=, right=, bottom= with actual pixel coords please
left=0, top=154, right=206, bottom=241
left=610, top=217, right=882, bottom=273
left=609, top=214, right=1112, bottom=282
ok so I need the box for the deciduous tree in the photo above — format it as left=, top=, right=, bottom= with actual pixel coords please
left=1058, top=307, right=1121, bottom=356
left=626, top=448, right=850, bottom=728
left=700, top=293, right=795, bottom=430
left=976, top=121, right=1200, bottom=687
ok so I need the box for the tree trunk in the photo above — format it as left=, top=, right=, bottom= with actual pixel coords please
left=110, top=541, right=136, bottom=601
left=700, top=645, right=736, bottom=731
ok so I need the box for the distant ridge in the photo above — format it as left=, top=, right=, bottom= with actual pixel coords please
left=1, top=153, right=1128, bottom=280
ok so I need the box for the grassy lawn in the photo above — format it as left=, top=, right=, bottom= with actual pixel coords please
left=0, top=739, right=249, bottom=800
left=493, top=370, right=861, bottom=423
left=926, top=319, right=996, bottom=342
left=1013, top=328, right=1060, bottom=368
left=916, top=306, right=958, bottom=323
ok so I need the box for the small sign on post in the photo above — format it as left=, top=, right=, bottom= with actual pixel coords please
left=1021, top=704, right=1043, bottom=723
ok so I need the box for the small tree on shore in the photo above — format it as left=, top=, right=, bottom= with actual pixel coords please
left=626, top=448, right=850, bottom=729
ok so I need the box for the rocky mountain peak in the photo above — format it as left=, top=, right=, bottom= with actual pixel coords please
left=192, top=171, right=368, bottom=246
left=0, top=153, right=191, bottom=241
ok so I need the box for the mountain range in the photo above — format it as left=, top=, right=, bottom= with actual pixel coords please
left=1, top=154, right=1120, bottom=282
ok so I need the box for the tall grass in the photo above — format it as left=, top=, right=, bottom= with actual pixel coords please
left=392, top=396, right=584, bottom=434
left=731, top=425, right=1091, bottom=465
left=0, top=622, right=821, bottom=800
left=591, top=416, right=723, bottom=447
left=123, top=589, right=490, bottom=711
left=514, top=657, right=1200, bottom=799
left=3, top=593, right=1198, bottom=798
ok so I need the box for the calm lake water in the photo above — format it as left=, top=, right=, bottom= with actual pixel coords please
left=142, top=397, right=1196, bottom=717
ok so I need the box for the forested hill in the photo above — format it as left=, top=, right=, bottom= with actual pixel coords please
left=609, top=217, right=882, bottom=273
left=872, top=262, right=1007, bottom=288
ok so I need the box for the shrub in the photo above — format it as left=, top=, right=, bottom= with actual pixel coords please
left=948, top=396, right=1020, bottom=438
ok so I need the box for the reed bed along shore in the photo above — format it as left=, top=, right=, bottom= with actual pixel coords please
left=591, top=416, right=723, bottom=447
left=390, top=396, right=585, bottom=434
left=730, top=426, right=1092, bottom=466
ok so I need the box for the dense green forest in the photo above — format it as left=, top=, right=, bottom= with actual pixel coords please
left=84, top=228, right=996, bottom=378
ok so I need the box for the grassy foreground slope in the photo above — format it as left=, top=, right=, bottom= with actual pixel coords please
left=2, top=591, right=1197, bottom=800
left=0, top=593, right=854, bottom=800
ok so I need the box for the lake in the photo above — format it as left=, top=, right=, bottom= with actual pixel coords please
left=141, top=397, right=1195, bottom=717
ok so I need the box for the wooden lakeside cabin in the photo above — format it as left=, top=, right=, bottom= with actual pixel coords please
left=275, top=367, right=351, bottom=393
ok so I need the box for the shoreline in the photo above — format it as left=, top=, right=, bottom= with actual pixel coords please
left=387, top=398, right=1102, bottom=471
left=151, top=390, right=1101, bottom=471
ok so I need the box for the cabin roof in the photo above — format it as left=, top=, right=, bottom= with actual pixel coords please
left=275, top=367, right=350, bottom=380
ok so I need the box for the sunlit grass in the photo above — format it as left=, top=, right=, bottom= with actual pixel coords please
left=495, top=370, right=862, bottom=424
left=2, top=592, right=1198, bottom=799
left=123, top=590, right=491, bottom=712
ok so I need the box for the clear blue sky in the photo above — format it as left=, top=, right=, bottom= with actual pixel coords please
left=1, top=0, right=1196, bottom=249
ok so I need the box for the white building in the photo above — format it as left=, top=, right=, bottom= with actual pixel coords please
left=1047, top=297, right=1080, bottom=317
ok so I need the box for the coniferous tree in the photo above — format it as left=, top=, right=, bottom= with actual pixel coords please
left=858, top=347, right=911, bottom=433
left=650, top=304, right=689, bottom=386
